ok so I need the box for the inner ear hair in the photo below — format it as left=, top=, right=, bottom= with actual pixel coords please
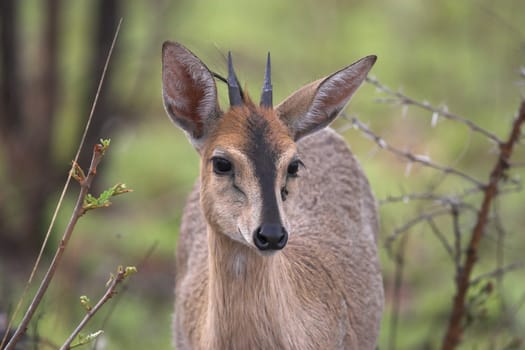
left=161, top=41, right=221, bottom=148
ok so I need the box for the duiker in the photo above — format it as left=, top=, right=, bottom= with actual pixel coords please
left=162, top=41, right=383, bottom=350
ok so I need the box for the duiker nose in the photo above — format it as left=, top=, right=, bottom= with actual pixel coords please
left=253, top=224, right=288, bottom=251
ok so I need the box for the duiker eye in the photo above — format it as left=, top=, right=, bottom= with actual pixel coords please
left=287, top=159, right=303, bottom=177
left=212, top=157, right=233, bottom=175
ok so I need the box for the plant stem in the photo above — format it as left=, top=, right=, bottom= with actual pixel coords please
left=60, top=268, right=128, bottom=350
left=4, top=144, right=106, bottom=350
left=0, top=18, right=122, bottom=350
left=441, top=100, right=525, bottom=349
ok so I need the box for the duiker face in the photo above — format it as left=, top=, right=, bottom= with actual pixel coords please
left=161, top=41, right=376, bottom=253
left=200, top=105, right=301, bottom=252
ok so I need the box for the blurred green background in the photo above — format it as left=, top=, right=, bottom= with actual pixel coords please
left=1, top=0, right=524, bottom=349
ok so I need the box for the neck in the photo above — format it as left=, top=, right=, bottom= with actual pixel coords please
left=204, top=228, right=297, bottom=349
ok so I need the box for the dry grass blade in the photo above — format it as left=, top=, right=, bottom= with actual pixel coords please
left=1, top=18, right=123, bottom=350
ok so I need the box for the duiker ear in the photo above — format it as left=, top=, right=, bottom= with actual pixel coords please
left=162, top=41, right=220, bottom=150
left=276, top=55, right=376, bottom=141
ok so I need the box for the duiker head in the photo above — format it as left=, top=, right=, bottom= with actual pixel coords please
left=162, top=42, right=375, bottom=253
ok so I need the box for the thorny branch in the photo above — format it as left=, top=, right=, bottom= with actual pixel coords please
left=441, top=100, right=525, bottom=350
left=350, top=117, right=485, bottom=188
left=347, top=77, right=524, bottom=349
left=366, top=77, right=502, bottom=144
left=380, top=191, right=480, bottom=213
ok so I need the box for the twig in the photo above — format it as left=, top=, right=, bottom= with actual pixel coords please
left=469, top=262, right=524, bottom=286
left=386, top=207, right=451, bottom=255
left=91, top=242, right=158, bottom=350
left=492, top=199, right=508, bottom=288
left=441, top=100, right=525, bottom=350
left=0, top=18, right=122, bottom=350
left=366, top=77, right=502, bottom=144
left=388, top=234, right=409, bottom=350
left=492, top=198, right=509, bottom=340
left=351, top=117, right=485, bottom=188
left=451, top=205, right=462, bottom=272
left=60, top=266, right=136, bottom=350
left=427, top=217, right=455, bottom=262
left=380, top=191, right=480, bottom=213
left=4, top=144, right=108, bottom=349
left=380, top=192, right=460, bottom=206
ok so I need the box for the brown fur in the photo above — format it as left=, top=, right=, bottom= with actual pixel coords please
left=174, top=128, right=383, bottom=350
left=162, top=42, right=383, bottom=350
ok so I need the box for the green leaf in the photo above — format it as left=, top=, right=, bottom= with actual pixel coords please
left=100, top=138, right=111, bottom=148
left=79, top=295, right=92, bottom=312
left=83, top=183, right=133, bottom=211
left=124, top=266, right=137, bottom=278
left=70, top=330, right=104, bottom=349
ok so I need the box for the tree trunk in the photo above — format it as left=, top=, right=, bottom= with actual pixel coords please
left=0, top=0, right=61, bottom=259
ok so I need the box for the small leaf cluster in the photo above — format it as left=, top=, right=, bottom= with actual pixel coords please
left=79, top=295, right=92, bottom=312
left=83, top=183, right=132, bottom=211
left=70, top=330, right=104, bottom=349
left=106, top=265, right=138, bottom=287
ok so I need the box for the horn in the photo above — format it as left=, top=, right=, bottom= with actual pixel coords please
left=260, top=52, right=272, bottom=108
left=227, top=51, right=243, bottom=107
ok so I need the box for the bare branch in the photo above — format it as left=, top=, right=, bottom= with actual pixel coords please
left=91, top=242, right=158, bottom=350
left=388, top=235, right=409, bottom=350
left=451, top=205, right=462, bottom=272
left=427, top=217, right=455, bottom=262
left=60, top=266, right=137, bottom=350
left=386, top=207, right=451, bottom=255
left=366, top=77, right=502, bottom=144
left=441, top=99, right=525, bottom=349
left=346, top=76, right=524, bottom=348
left=1, top=19, right=122, bottom=350
left=469, top=262, right=524, bottom=286
left=380, top=191, right=480, bottom=213
left=4, top=143, right=108, bottom=349
left=380, top=192, right=460, bottom=206
left=351, top=117, right=486, bottom=188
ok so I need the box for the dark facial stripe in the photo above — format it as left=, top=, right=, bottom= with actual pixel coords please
left=245, top=113, right=282, bottom=226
